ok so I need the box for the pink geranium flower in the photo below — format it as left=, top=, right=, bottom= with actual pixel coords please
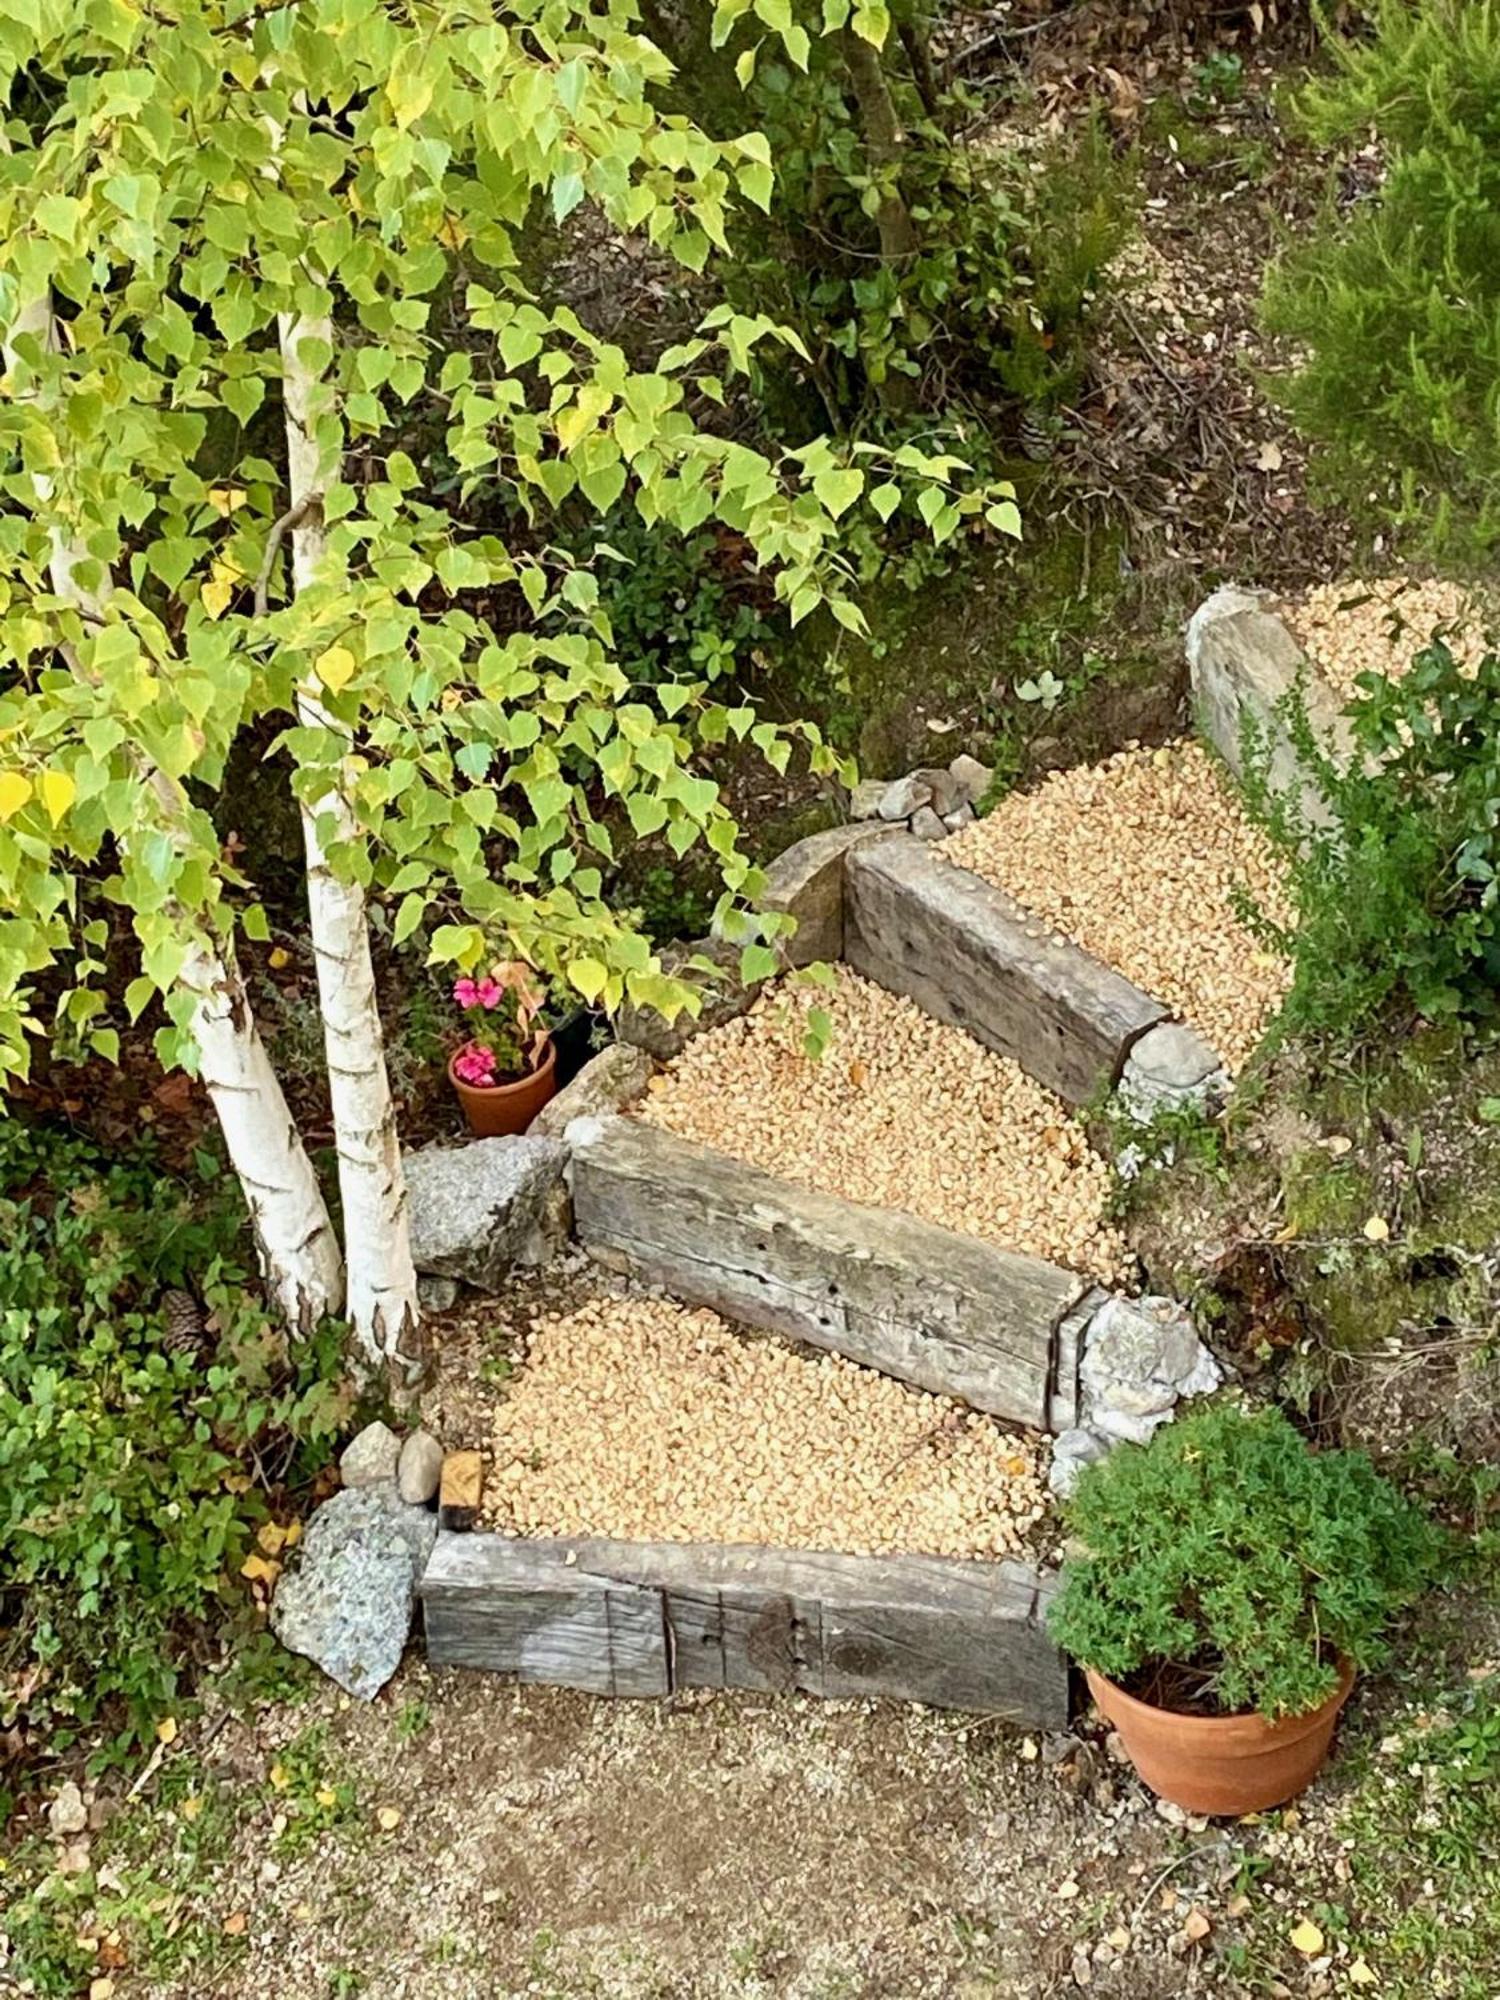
left=452, top=1040, right=497, bottom=1086
left=452, top=977, right=480, bottom=1009
left=473, top=977, right=503, bottom=1008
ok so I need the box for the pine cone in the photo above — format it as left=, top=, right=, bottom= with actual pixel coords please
left=160, top=1287, right=208, bottom=1357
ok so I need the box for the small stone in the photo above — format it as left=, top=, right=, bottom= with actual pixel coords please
left=910, top=766, right=963, bottom=816
left=942, top=802, right=976, bottom=833
left=1048, top=1426, right=1111, bottom=1498
left=877, top=773, right=934, bottom=821
left=947, top=753, right=993, bottom=804
left=397, top=1430, right=443, bottom=1505
left=848, top=777, right=889, bottom=820
left=529, top=1043, right=652, bottom=1139
left=339, top=1420, right=402, bottom=1490
left=49, top=1780, right=87, bottom=1839
left=910, top=805, right=948, bottom=841
left=416, top=1273, right=460, bottom=1313
left=1118, top=1021, right=1229, bottom=1124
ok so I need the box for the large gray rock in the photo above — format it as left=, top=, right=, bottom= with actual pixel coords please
left=1186, top=586, right=1352, bottom=823
left=1079, top=1296, right=1222, bottom=1445
left=339, top=1420, right=401, bottom=1489
left=405, top=1135, right=570, bottom=1292
left=529, top=1043, right=652, bottom=1139
left=271, top=1485, right=438, bottom=1700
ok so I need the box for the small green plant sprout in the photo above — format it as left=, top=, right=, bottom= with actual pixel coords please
left=1048, top=1402, right=1443, bottom=1720
left=1014, top=670, right=1066, bottom=712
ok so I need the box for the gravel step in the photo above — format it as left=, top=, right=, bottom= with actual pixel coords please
left=843, top=831, right=1167, bottom=1105
left=567, top=1114, right=1089, bottom=1430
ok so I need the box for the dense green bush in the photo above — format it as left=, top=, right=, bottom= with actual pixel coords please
left=1263, top=0, right=1500, bottom=552
left=1246, top=641, right=1500, bottom=1040
left=0, top=1122, right=350, bottom=1752
left=725, top=56, right=1134, bottom=430
left=1049, top=1403, right=1442, bottom=1719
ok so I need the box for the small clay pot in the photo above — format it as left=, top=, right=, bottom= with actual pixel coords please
left=1086, top=1660, right=1356, bottom=1816
left=448, top=1034, right=557, bottom=1137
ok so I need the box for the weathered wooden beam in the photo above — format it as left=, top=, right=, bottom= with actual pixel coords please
left=567, top=1115, right=1085, bottom=1429
left=843, top=834, right=1167, bottom=1106
left=421, top=1531, right=1068, bottom=1721
left=756, top=821, right=900, bottom=965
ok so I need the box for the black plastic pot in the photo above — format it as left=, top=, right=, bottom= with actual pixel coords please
left=547, top=1006, right=610, bottom=1087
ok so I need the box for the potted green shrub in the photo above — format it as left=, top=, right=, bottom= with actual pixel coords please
left=1048, top=1403, right=1441, bottom=1814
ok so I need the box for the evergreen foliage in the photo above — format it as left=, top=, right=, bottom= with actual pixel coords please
left=1049, top=1402, right=1442, bottom=1721
left=1263, top=0, right=1500, bottom=552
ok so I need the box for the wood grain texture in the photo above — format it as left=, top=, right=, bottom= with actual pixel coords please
left=568, top=1115, right=1085, bottom=1429
left=421, top=1531, right=1068, bottom=1721
left=843, top=834, right=1166, bottom=1106
left=756, top=821, right=900, bottom=965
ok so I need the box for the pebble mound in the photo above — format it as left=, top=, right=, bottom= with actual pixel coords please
left=487, top=1292, right=1048, bottom=1560
left=639, top=966, right=1131, bottom=1286
left=1282, top=577, right=1491, bottom=709
left=944, top=740, right=1291, bottom=1075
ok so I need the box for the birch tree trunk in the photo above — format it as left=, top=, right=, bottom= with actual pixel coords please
left=6, top=296, right=345, bottom=1329
left=277, top=308, right=421, bottom=1374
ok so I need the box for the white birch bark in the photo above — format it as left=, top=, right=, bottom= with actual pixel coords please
left=5, top=296, right=345, bottom=1328
left=277, top=308, right=420, bottom=1371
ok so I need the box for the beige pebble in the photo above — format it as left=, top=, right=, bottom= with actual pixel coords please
left=486, top=1291, right=1046, bottom=1560
left=638, top=965, right=1131, bottom=1286
left=945, top=739, right=1291, bottom=1074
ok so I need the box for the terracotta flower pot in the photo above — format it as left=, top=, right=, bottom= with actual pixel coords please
left=448, top=1034, right=557, bottom=1137
left=1085, top=1660, right=1356, bottom=1816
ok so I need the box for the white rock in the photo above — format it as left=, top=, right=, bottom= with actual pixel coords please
left=339, top=1419, right=402, bottom=1489
left=1048, top=1427, right=1111, bottom=1499
left=1118, top=1021, right=1229, bottom=1125
left=271, top=1485, right=438, bottom=1700
left=1079, top=1296, right=1223, bottom=1445
left=397, top=1430, right=443, bottom=1505
left=48, top=1780, right=87, bottom=1839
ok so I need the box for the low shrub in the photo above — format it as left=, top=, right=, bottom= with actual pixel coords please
left=1048, top=1402, right=1443, bottom=1719
left=1245, top=640, right=1500, bottom=1041
left=0, top=1120, right=351, bottom=1755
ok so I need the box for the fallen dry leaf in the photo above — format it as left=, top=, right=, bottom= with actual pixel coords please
left=376, top=1804, right=403, bottom=1832
left=315, top=1787, right=338, bottom=1810
left=1363, top=1215, right=1391, bottom=1243
left=1256, top=440, right=1284, bottom=473
left=1289, top=1917, right=1325, bottom=1956
left=179, top=1796, right=202, bottom=1823
left=155, top=1716, right=177, bottom=1746
left=222, top=1912, right=248, bottom=1937
left=89, top=1980, right=116, bottom=2000
left=1349, top=1958, right=1378, bottom=1987
left=1183, top=1908, right=1211, bottom=1943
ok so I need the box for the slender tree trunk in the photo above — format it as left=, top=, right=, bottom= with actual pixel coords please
left=5, top=296, right=345, bottom=1329
left=842, top=32, right=920, bottom=263
left=896, top=12, right=942, bottom=124
left=277, top=309, right=421, bottom=1376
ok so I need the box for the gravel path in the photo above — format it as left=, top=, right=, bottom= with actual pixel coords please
left=485, top=1287, right=1047, bottom=1559
left=1281, top=575, right=1490, bottom=707
left=944, top=741, right=1290, bottom=1074
left=639, top=966, right=1131, bottom=1284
